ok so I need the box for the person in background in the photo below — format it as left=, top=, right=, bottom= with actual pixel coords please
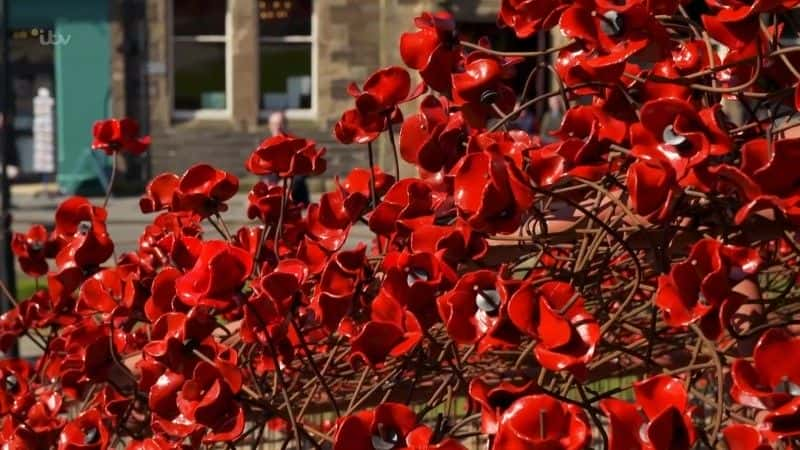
left=512, top=107, right=536, bottom=134
left=539, top=96, right=565, bottom=144
left=265, top=111, right=311, bottom=205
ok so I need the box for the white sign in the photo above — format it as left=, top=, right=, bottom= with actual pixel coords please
left=32, top=87, right=55, bottom=173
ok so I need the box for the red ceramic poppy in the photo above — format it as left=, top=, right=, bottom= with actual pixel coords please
left=437, top=270, right=517, bottom=348
left=761, top=396, right=800, bottom=442
left=174, top=240, right=252, bottom=309
left=400, top=12, right=461, bottom=93
left=493, top=394, right=591, bottom=450
left=655, top=238, right=760, bottom=332
left=92, top=118, right=151, bottom=155
left=403, top=425, right=467, bottom=450
left=554, top=44, right=630, bottom=95
left=399, top=95, right=467, bottom=173
left=626, top=157, right=677, bottom=221
left=141, top=309, right=218, bottom=373
left=246, top=134, right=326, bottom=177
left=351, top=294, right=423, bottom=366
left=380, top=251, right=455, bottom=328
left=631, top=97, right=732, bottom=182
left=468, top=378, right=540, bottom=435
left=731, top=328, right=800, bottom=410
left=76, top=268, right=126, bottom=318
left=57, top=409, right=109, bottom=450
left=52, top=196, right=115, bottom=269
left=451, top=51, right=517, bottom=127
left=11, top=224, right=54, bottom=277
left=311, top=245, right=367, bottom=332
left=247, top=181, right=303, bottom=224
left=337, top=166, right=396, bottom=201
left=0, top=359, right=31, bottom=416
left=369, top=179, right=436, bottom=237
left=452, top=143, right=535, bottom=234
left=508, top=281, right=600, bottom=378
left=334, top=66, right=422, bottom=144
left=633, top=375, right=696, bottom=450
left=498, top=0, right=568, bottom=38
left=333, top=402, right=418, bottom=450
left=559, top=3, right=667, bottom=58
left=173, top=164, right=239, bottom=217
left=602, top=375, right=696, bottom=450
left=174, top=362, right=245, bottom=442
left=722, top=424, right=770, bottom=450
left=140, top=173, right=180, bottom=213
left=712, top=138, right=800, bottom=225
left=408, top=218, right=487, bottom=265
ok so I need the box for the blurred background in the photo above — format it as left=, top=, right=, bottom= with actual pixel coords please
left=2, top=0, right=556, bottom=196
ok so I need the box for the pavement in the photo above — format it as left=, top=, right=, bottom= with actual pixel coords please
left=9, top=185, right=373, bottom=254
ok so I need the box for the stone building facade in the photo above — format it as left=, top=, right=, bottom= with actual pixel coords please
left=111, top=0, right=543, bottom=188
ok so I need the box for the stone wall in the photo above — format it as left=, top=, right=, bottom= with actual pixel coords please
left=142, top=0, right=501, bottom=185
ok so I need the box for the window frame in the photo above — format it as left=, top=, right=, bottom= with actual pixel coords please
left=169, top=0, right=232, bottom=120
left=257, top=5, right=317, bottom=121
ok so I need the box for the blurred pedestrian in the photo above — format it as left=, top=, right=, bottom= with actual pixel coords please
left=539, top=96, right=565, bottom=144
left=265, top=111, right=310, bottom=205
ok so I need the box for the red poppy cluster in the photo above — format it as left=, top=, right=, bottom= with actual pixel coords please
left=6, top=1, right=800, bottom=448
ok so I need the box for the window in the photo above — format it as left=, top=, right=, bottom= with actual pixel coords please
left=259, top=0, right=314, bottom=115
left=172, top=0, right=228, bottom=116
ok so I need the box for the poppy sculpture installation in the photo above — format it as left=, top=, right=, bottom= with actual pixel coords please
left=5, top=2, right=800, bottom=448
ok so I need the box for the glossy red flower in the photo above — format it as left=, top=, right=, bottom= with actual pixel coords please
left=601, top=375, right=696, bottom=450
left=403, top=425, right=467, bottom=450
left=508, top=281, right=600, bottom=378
left=139, top=173, right=180, bottom=213
left=350, top=296, right=423, bottom=366
left=437, top=270, right=518, bottom=349
left=399, top=95, right=467, bottom=173
left=631, top=98, right=732, bottom=183
left=408, top=218, right=487, bottom=265
left=369, top=178, right=437, bottom=237
left=311, top=245, right=367, bottom=332
left=173, top=164, right=239, bottom=217
left=499, top=0, right=569, bottom=37
left=92, top=118, right=150, bottom=155
left=493, top=394, right=591, bottom=449
left=58, top=409, right=109, bottom=450
left=626, top=157, right=677, bottom=221
left=53, top=196, right=115, bottom=268
left=468, top=378, right=539, bottom=435
left=452, top=138, right=535, bottom=233
left=333, top=402, right=418, bottom=450
left=247, top=181, right=302, bottom=224
left=722, top=424, right=770, bottom=450
left=400, top=12, right=460, bottom=93
left=335, top=66, right=422, bottom=144
left=731, top=328, right=800, bottom=410
left=655, top=238, right=760, bottom=334
left=379, top=251, right=455, bottom=328
left=174, top=240, right=252, bottom=309
left=451, top=51, right=517, bottom=127
left=712, top=137, right=800, bottom=225
left=246, top=134, right=326, bottom=177
left=174, top=362, right=244, bottom=442
left=12, top=224, right=55, bottom=277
